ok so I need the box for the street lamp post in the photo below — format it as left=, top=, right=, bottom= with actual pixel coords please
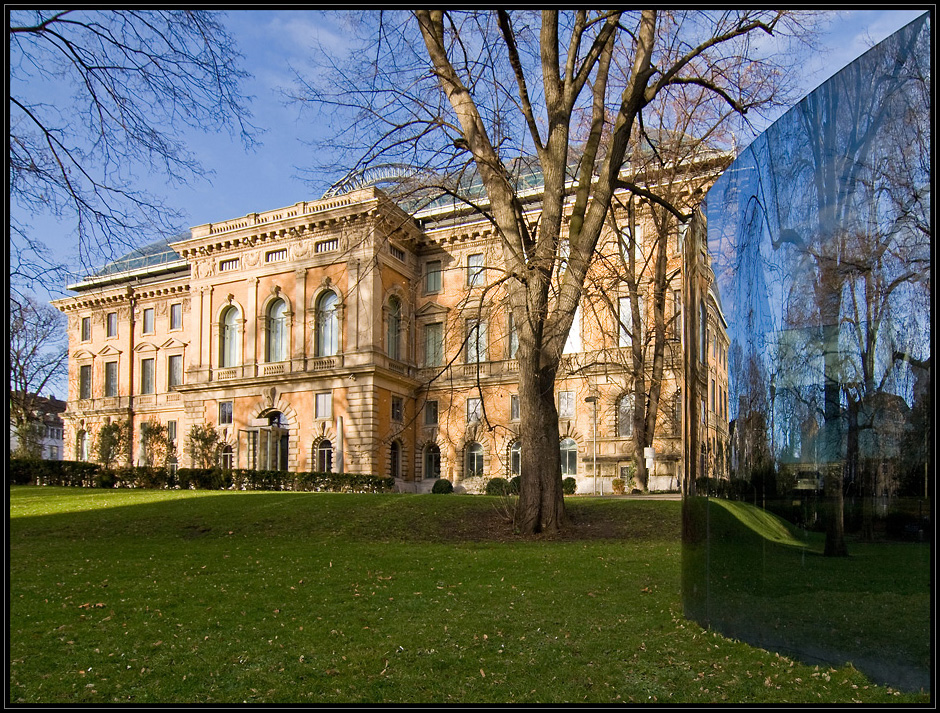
left=584, top=396, right=598, bottom=495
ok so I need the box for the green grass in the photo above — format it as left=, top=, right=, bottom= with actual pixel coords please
left=9, top=487, right=929, bottom=704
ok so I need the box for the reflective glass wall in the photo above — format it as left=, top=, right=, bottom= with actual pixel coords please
left=684, top=15, right=931, bottom=693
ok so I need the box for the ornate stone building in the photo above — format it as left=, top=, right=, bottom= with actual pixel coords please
left=53, top=171, right=729, bottom=493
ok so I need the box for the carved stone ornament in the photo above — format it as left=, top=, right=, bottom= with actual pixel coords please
left=244, top=250, right=261, bottom=267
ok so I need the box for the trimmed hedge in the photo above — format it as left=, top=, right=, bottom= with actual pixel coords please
left=431, top=478, right=454, bottom=494
left=8, top=458, right=394, bottom=493
left=485, top=477, right=511, bottom=496
left=562, top=476, right=577, bottom=495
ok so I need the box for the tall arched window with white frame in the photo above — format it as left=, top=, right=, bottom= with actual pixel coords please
left=266, top=298, right=288, bottom=363
left=387, top=296, right=402, bottom=361
left=316, top=291, right=339, bottom=357
left=220, top=306, right=240, bottom=368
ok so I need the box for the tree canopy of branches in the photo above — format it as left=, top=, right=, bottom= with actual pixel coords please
left=9, top=9, right=256, bottom=299
left=298, top=10, right=818, bottom=533
left=9, top=295, right=68, bottom=451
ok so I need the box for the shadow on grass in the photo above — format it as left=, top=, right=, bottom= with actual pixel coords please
left=682, top=496, right=931, bottom=694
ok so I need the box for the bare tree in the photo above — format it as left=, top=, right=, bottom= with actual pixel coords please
left=298, top=10, right=817, bottom=533
left=9, top=10, right=256, bottom=299
left=9, top=296, right=68, bottom=454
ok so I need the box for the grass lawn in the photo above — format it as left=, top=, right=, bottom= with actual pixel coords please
left=8, top=487, right=929, bottom=704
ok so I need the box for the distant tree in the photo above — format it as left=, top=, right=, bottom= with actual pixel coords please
left=9, top=295, right=68, bottom=454
left=9, top=10, right=256, bottom=299
left=188, top=423, right=222, bottom=469
left=96, top=420, right=131, bottom=470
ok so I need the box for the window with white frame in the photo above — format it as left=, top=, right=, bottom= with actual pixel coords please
left=316, top=291, right=339, bottom=357
left=107, top=312, right=118, bottom=338
left=219, top=258, right=239, bottom=272
left=79, top=364, right=92, bottom=399
left=559, top=391, right=575, bottom=419
left=142, top=308, right=154, bottom=334
left=220, top=306, right=240, bottom=367
left=508, top=312, right=518, bottom=358
left=560, top=438, right=577, bottom=477
left=219, top=401, right=233, bottom=425
left=168, top=354, right=183, bottom=388
left=424, top=322, right=444, bottom=367
left=387, top=296, right=402, bottom=361
left=510, top=441, right=522, bottom=477
left=466, top=319, right=487, bottom=363
left=425, top=260, right=442, bottom=293
left=467, top=397, right=482, bottom=423
left=140, top=358, right=155, bottom=395
left=510, top=394, right=520, bottom=421
left=466, top=442, right=484, bottom=477
left=104, top=361, right=118, bottom=397
left=467, top=253, right=484, bottom=287
left=424, top=400, right=438, bottom=426
left=81, top=317, right=91, bottom=341
left=266, top=298, right=288, bottom=363
left=618, top=393, right=635, bottom=438
left=170, top=303, right=182, bottom=331
left=315, top=392, right=332, bottom=419
left=391, top=396, right=404, bottom=422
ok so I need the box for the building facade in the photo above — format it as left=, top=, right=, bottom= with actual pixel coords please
left=9, top=393, right=66, bottom=461
left=53, top=175, right=728, bottom=493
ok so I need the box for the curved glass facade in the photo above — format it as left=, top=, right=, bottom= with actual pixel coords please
left=685, top=15, right=931, bottom=693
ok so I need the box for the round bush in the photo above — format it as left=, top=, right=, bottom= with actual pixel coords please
left=431, top=478, right=454, bottom=494
left=611, top=478, right=625, bottom=495
left=485, top=477, right=511, bottom=496
left=562, top=476, right=577, bottom=495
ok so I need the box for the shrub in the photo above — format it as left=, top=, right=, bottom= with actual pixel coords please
left=432, top=478, right=454, bottom=494
left=562, top=477, right=577, bottom=495
left=509, top=476, right=521, bottom=495
left=485, top=477, right=510, bottom=496
left=611, top=478, right=625, bottom=495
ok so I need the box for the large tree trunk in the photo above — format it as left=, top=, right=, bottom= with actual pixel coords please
left=515, top=344, right=566, bottom=534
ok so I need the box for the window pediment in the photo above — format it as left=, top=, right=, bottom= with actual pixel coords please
left=134, top=342, right=158, bottom=353
left=416, top=302, right=449, bottom=318
left=96, top=345, right=123, bottom=357
left=159, top=337, right=188, bottom=350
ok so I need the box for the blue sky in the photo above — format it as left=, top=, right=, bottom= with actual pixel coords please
left=17, top=9, right=929, bottom=301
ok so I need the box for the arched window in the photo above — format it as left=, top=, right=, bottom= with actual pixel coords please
left=76, top=430, right=89, bottom=461
left=390, top=440, right=402, bottom=479
left=509, top=441, right=522, bottom=477
left=423, top=443, right=441, bottom=480
left=219, top=445, right=234, bottom=471
left=560, top=438, right=577, bottom=477
left=316, top=291, right=339, bottom=357
left=220, top=306, right=240, bottom=367
left=316, top=439, right=333, bottom=473
left=617, top=394, right=635, bottom=438
left=387, top=296, right=401, bottom=361
left=466, top=442, right=484, bottom=478
left=266, top=298, right=288, bottom=363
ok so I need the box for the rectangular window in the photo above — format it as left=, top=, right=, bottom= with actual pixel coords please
left=619, top=225, right=643, bottom=265
left=140, top=358, right=155, bottom=395
left=104, top=361, right=118, bottom=397
left=425, top=400, right=438, bottom=426
left=219, top=401, right=233, bottom=425
left=466, top=319, right=487, bottom=363
left=49, top=445, right=59, bottom=460
left=219, top=258, right=239, bottom=272
left=143, top=308, right=155, bottom=334
left=315, top=392, right=332, bottom=419
left=390, top=244, right=406, bottom=261
left=170, top=303, right=182, bottom=331
left=563, top=305, right=582, bottom=354
left=467, top=397, right=482, bottom=423
left=79, top=364, right=92, bottom=399
left=81, top=317, right=91, bottom=342
left=167, top=420, right=177, bottom=446
left=467, top=253, right=484, bottom=287
left=710, top=379, right=716, bottom=413
left=168, top=354, right=183, bottom=388
left=508, top=313, right=518, bottom=358
left=265, top=249, right=287, bottom=263
left=424, top=322, right=444, bottom=367
left=107, top=312, right=118, bottom=338
left=510, top=394, right=520, bottom=421
left=618, top=296, right=632, bottom=347
left=559, top=391, right=575, bottom=419
left=391, top=396, right=404, bottom=422
left=315, top=239, right=338, bottom=253
left=425, top=260, right=442, bottom=293
left=672, top=289, right=682, bottom=338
